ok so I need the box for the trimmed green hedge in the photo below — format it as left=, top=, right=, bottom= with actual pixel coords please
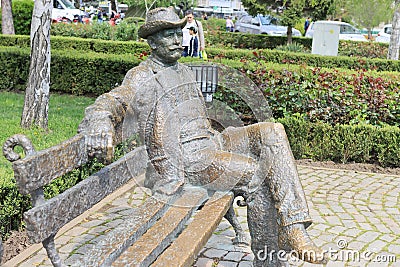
left=206, top=47, right=400, bottom=72
left=206, top=32, right=389, bottom=59
left=0, top=35, right=150, bottom=55
left=206, top=31, right=313, bottom=50
left=0, top=46, right=141, bottom=94
left=0, top=35, right=397, bottom=72
left=279, top=116, right=400, bottom=166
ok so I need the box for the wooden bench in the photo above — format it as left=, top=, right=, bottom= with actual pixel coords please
left=3, top=133, right=234, bottom=266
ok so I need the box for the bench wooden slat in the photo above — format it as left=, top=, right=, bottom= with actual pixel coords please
left=112, top=187, right=209, bottom=267
left=68, top=192, right=178, bottom=267
left=24, top=146, right=148, bottom=243
left=151, top=191, right=234, bottom=267
left=13, top=134, right=88, bottom=194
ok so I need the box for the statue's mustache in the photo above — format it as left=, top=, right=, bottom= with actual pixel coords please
left=169, top=46, right=184, bottom=51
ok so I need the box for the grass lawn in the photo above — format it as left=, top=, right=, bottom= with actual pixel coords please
left=0, top=91, right=95, bottom=186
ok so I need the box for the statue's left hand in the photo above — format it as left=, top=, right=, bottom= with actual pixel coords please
left=78, top=112, right=115, bottom=163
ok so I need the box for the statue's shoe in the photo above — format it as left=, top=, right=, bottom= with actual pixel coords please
left=278, top=223, right=327, bottom=264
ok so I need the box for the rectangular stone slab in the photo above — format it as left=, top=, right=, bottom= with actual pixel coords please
left=111, top=186, right=209, bottom=267
left=24, top=146, right=148, bottom=244
left=13, top=134, right=88, bottom=194
left=151, top=191, right=233, bottom=267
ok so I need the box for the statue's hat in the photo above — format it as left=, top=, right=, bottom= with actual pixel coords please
left=138, top=7, right=187, bottom=39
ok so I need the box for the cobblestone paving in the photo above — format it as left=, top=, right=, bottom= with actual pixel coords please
left=194, top=167, right=400, bottom=267
left=5, top=167, right=400, bottom=267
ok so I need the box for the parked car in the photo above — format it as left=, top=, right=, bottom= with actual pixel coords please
left=234, top=15, right=302, bottom=36
left=305, top=21, right=368, bottom=42
left=52, top=0, right=84, bottom=22
left=375, top=24, right=392, bottom=43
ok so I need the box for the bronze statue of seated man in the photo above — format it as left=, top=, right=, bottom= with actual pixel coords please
left=78, top=7, right=326, bottom=266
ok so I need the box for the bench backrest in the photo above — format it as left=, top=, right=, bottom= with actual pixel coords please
left=4, top=133, right=148, bottom=244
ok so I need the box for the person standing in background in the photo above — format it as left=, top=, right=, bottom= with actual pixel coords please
left=226, top=16, right=234, bottom=32
left=304, top=17, right=311, bottom=35
left=182, top=10, right=205, bottom=57
left=188, top=26, right=199, bottom=57
left=97, top=8, right=103, bottom=23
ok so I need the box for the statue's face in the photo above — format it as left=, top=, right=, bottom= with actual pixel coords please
left=149, top=27, right=183, bottom=64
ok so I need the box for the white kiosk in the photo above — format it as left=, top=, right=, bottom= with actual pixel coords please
left=311, top=21, right=340, bottom=56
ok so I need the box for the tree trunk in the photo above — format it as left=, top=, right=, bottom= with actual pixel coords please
left=1, top=0, right=15, bottom=34
left=388, top=1, right=400, bottom=60
left=111, top=0, right=117, bottom=12
left=287, top=26, right=293, bottom=44
left=21, top=0, right=52, bottom=129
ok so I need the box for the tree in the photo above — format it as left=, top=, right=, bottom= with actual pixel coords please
left=388, top=0, right=400, bottom=59
left=1, top=0, right=15, bottom=34
left=21, top=0, right=52, bottom=129
left=347, top=0, right=393, bottom=40
left=304, top=0, right=337, bottom=20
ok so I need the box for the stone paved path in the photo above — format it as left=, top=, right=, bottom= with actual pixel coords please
left=194, top=167, right=400, bottom=267
left=3, top=166, right=400, bottom=267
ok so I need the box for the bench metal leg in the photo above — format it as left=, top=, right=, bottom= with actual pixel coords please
left=224, top=202, right=249, bottom=246
left=43, top=234, right=64, bottom=267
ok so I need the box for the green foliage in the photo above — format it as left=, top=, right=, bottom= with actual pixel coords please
left=244, top=63, right=400, bottom=126
left=205, top=45, right=398, bottom=71
left=305, top=0, right=337, bottom=20
left=122, top=0, right=173, bottom=10
left=51, top=20, right=140, bottom=41
left=0, top=0, right=34, bottom=35
left=0, top=185, right=30, bottom=238
left=209, top=57, right=400, bottom=127
left=347, top=0, right=393, bottom=30
left=202, top=17, right=226, bottom=33
left=204, top=31, right=388, bottom=59
left=0, top=45, right=143, bottom=94
left=206, top=32, right=311, bottom=50
left=275, top=42, right=309, bottom=53
left=278, top=116, right=399, bottom=166
left=12, top=0, right=34, bottom=35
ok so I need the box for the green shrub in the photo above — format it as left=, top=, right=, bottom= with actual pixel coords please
left=278, top=116, right=399, bottom=167
left=245, top=65, right=400, bottom=126
left=0, top=46, right=142, bottom=94
left=0, top=0, right=34, bottom=35
left=206, top=47, right=400, bottom=72
left=275, top=43, right=309, bottom=53
left=203, top=17, right=226, bottom=33
left=0, top=34, right=150, bottom=54
left=51, top=19, right=140, bottom=41
left=211, top=59, right=400, bottom=127
left=339, top=40, right=388, bottom=59
left=0, top=35, right=395, bottom=72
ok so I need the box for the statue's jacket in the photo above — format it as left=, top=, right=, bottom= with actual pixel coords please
left=79, top=58, right=216, bottom=188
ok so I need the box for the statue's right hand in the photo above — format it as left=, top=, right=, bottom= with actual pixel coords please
left=78, top=113, right=115, bottom=163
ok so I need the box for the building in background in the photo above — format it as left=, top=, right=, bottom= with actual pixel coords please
left=194, top=0, right=246, bottom=19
